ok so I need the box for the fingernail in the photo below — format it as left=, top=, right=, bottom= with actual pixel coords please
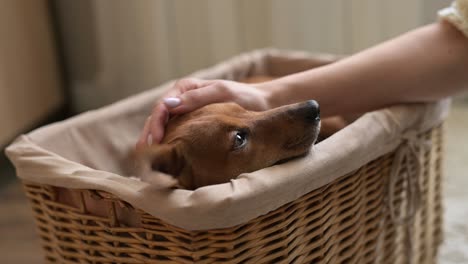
left=147, top=134, right=153, bottom=146
left=164, top=97, right=181, bottom=108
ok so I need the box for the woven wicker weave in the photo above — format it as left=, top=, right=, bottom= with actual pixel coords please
left=21, top=125, right=444, bottom=264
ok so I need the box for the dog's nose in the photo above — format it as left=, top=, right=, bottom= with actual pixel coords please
left=300, top=100, right=320, bottom=122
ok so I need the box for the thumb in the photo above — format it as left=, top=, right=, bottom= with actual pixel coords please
left=166, top=83, right=231, bottom=115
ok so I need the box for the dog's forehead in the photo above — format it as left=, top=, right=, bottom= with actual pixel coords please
left=163, top=103, right=253, bottom=143
left=194, top=103, right=248, bottom=116
left=186, top=103, right=252, bottom=127
left=180, top=103, right=253, bottom=122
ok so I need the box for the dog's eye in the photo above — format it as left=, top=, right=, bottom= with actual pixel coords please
left=233, top=131, right=248, bottom=150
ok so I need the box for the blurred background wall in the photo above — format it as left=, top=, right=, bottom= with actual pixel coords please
left=0, top=0, right=446, bottom=146
left=52, top=0, right=446, bottom=113
left=0, top=1, right=64, bottom=147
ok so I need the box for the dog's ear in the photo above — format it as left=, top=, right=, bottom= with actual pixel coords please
left=133, top=144, right=188, bottom=189
left=144, top=144, right=186, bottom=177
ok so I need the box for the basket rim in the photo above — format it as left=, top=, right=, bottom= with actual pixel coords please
left=5, top=49, right=450, bottom=230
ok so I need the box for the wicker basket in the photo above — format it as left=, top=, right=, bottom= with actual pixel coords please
left=21, top=126, right=444, bottom=264
left=7, top=50, right=447, bottom=263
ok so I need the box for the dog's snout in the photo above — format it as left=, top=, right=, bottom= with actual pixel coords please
left=295, top=100, right=320, bottom=122
left=306, top=100, right=320, bottom=120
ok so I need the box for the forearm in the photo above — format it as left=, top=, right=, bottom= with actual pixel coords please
left=260, top=21, right=468, bottom=117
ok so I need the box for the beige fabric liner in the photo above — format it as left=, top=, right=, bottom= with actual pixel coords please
left=6, top=49, right=450, bottom=230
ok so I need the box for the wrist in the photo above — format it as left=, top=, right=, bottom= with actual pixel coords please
left=254, top=81, right=283, bottom=110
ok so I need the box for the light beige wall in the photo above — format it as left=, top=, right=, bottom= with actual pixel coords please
left=0, top=1, right=63, bottom=145
left=0, top=0, right=444, bottom=144
left=56, top=0, right=444, bottom=112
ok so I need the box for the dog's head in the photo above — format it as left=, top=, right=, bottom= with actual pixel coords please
left=137, top=100, right=320, bottom=190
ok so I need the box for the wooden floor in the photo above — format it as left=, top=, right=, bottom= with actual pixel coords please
left=0, top=180, right=42, bottom=264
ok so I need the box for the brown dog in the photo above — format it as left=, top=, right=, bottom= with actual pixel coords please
left=137, top=100, right=321, bottom=190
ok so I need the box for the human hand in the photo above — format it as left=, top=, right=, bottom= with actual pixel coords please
left=136, top=78, right=272, bottom=149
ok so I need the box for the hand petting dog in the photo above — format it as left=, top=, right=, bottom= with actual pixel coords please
left=137, top=78, right=271, bottom=149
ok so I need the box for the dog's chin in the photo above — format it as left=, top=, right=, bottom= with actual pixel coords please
left=273, top=149, right=311, bottom=166
left=275, top=139, right=316, bottom=166
left=276, top=130, right=318, bottom=166
left=284, top=130, right=319, bottom=150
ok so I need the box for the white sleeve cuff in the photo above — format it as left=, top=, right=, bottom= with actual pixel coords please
left=439, top=0, right=468, bottom=38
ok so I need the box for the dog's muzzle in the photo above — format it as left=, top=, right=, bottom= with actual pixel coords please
left=292, top=100, right=320, bottom=122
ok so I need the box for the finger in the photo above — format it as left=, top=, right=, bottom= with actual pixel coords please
left=136, top=117, right=152, bottom=150
left=174, top=78, right=201, bottom=93
left=144, top=79, right=205, bottom=145
left=150, top=103, right=170, bottom=144
left=174, top=78, right=218, bottom=93
left=163, top=80, right=221, bottom=110
left=169, top=84, right=231, bottom=115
